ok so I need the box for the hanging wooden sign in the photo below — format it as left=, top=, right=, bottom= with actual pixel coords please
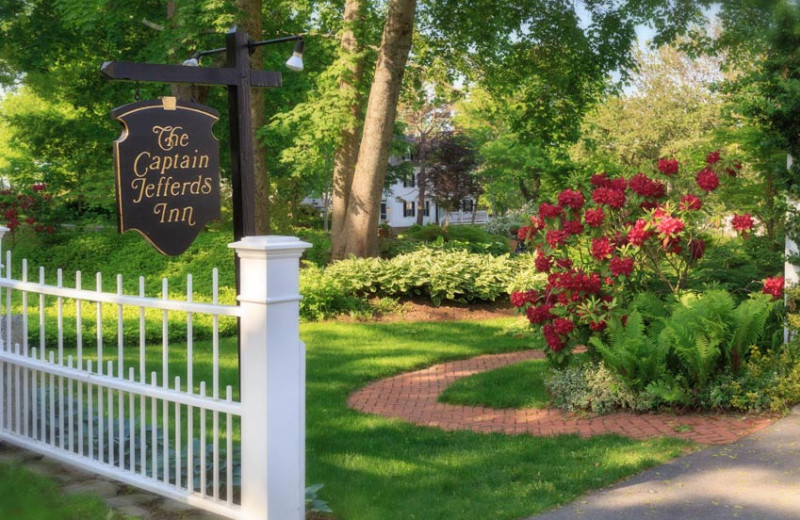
left=112, top=97, right=221, bottom=256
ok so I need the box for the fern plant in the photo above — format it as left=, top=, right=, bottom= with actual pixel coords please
left=589, top=312, right=668, bottom=391
left=727, top=294, right=777, bottom=372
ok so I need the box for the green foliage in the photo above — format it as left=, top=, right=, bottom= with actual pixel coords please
left=707, top=343, right=800, bottom=413
left=589, top=312, right=669, bottom=391
left=295, top=228, right=332, bottom=267
left=319, top=249, right=543, bottom=307
left=545, top=362, right=638, bottom=414
left=396, top=224, right=510, bottom=256
left=562, top=289, right=784, bottom=412
left=659, top=291, right=734, bottom=387
left=299, top=262, right=375, bottom=321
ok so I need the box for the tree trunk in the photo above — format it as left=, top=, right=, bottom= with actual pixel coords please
left=341, top=0, right=417, bottom=257
left=236, top=0, right=269, bottom=234
left=330, top=0, right=367, bottom=260
left=518, top=178, right=533, bottom=202
left=416, top=164, right=427, bottom=226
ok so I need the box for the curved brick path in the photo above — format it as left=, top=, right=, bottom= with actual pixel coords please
left=348, top=350, right=776, bottom=445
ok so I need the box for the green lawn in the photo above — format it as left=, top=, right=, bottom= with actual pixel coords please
left=438, top=357, right=552, bottom=409
left=0, top=462, right=127, bottom=520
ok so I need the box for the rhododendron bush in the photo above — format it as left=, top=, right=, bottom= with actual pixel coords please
left=511, top=151, right=758, bottom=366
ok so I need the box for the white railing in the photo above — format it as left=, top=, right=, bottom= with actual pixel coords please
left=0, top=232, right=310, bottom=520
left=445, top=210, right=490, bottom=225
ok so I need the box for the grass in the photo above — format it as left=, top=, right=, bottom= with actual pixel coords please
left=301, top=317, right=695, bottom=520
left=0, top=462, right=127, bottom=520
left=438, top=358, right=552, bottom=409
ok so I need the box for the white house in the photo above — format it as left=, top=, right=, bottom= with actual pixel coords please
left=304, top=169, right=489, bottom=229
left=380, top=168, right=488, bottom=228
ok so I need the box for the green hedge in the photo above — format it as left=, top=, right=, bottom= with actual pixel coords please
left=299, top=248, right=544, bottom=321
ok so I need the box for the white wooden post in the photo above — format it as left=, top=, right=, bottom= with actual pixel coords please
left=230, top=236, right=310, bottom=520
left=0, top=226, right=9, bottom=278
left=787, top=157, right=798, bottom=343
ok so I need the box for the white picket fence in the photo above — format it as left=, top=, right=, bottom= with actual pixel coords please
left=0, top=231, right=309, bottom=520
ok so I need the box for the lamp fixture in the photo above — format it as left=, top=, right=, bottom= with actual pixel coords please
left=182, top=34, right=306, bottom=72
left=284, top=40, right=305, bottom=72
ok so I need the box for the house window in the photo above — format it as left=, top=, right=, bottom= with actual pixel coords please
left=380, top=202, right=387, bottom=222
left=424, top=201, right=430, bottom=217
left=462, top=199, right=474, bottom=212
left=403, top=200, right=416, bottom=217
left=403, top=173, right=416, bottom=188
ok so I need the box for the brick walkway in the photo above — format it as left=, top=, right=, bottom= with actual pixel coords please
left=347, top=350, right=776, bottom=445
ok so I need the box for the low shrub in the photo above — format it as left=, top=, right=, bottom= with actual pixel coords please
left=298, top=249, right=545, bottom=319
left=545, top=362, right=638, bottom=414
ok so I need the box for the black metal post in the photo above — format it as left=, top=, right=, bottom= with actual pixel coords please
left=226, top=28, right=257, bottom=243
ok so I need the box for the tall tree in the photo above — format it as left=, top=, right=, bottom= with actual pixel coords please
left=330, top=0, right=368, bottom=259
left=339, top=0, right=417, bottom=258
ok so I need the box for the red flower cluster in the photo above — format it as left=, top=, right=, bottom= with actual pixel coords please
left=658, top=158, right=679, bottom=175
left=655, top=215, right=685, bottom=239
left=591, top=237, right=614, bottom=261
left=542, top=323, right=564, bottom=351
left=689, top=238, right=706, bottom=260
left=529, top=215, right=546, bottom=230
left=731, top=213, right=754, bottom=235
left=562, top=220, right=584, bottom=236
left=584, top=207, right=605, bottom=227
left=32, top=183, right=47, bottom=192
left=526, top=304, right=555, bottom=324
left=592, top=187, right=626, bottom=209
left=609, top=256, right=634, bottom=277
left=628, top=172, right=666, bottom=199
left=546, top=229, right=569, bottom=248
left=558, top=189, right=585, bottom=210
left=539, top=203, right=563, bottom=219
left=513, top=151, right=746, bottom=360
left=535, top=252, right=553, bottom=273
left=680, top=194, right=702, bottom=211
left=627, top=219, right=653, bottom=246
left=510, top=290, right=538, bottom=308
left=762, top=277, right=784, bottom=300
left=696, top=168, right=720, bottom=192
left=553, top=317, right=575, bottom=335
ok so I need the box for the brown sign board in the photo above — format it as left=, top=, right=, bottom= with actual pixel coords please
left=112, top=97, right=221, bottom=256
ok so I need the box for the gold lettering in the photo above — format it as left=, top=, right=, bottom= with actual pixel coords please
left=183, top=206, right=196, bottom=226
left=154, top=202, right=168, bottom=222
left=201, top=177, right=213, bottom=194
left=153, top=126, right=187, bottom=152
left=133, top=152, right=151, bottom=177
left=153, top=202, right=194, bottom=225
